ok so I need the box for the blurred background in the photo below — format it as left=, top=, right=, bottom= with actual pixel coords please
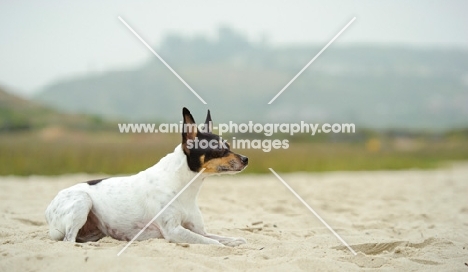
left=1, top=0, right=467, bottom=175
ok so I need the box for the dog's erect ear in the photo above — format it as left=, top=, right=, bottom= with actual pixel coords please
left=182, top=108, right=197, bottom=152
left=204, top=110, right=213, bottom=134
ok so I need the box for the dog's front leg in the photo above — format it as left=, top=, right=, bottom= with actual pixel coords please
left=188, top=226, right=246, bottom=247
left=162, top=225, right=222, bottom=245
left=186, top=209, right=247, bottom=247
left=203, top=233, right=247, bottom=247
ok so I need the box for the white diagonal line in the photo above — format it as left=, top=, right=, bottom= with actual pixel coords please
left=117, top=168, right=206, bottom=256
left=118, top=16, right=207, bottom=105
left=268, top=17, right=356, bottom=104
left=269, top=168, right=357, bottom=255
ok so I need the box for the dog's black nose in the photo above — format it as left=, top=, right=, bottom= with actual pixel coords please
left=240, top=156, right=248, bottom=164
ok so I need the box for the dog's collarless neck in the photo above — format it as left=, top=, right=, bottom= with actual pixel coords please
left=144, top=144, right=201, bottom=180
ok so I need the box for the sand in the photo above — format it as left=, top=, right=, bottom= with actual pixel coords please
left=1, top=164, right=468, bottom=271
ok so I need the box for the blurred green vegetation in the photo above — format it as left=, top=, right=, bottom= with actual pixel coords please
left=0, top=133, right=171, bottom=175
left=0, top=87, right=115, bottom=133
left=1, top=129, right=468, bottom=176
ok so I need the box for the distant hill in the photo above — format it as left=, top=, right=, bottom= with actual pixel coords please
left=0, top=86, right=106, bottom=132
left=34, top=28, right=468, bottom=130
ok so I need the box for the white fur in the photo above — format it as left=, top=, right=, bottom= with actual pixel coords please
left=45, top=144, right=246, bottom=246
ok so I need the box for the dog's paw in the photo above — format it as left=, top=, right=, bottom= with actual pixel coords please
left=222, top=237, right=246, bottom=247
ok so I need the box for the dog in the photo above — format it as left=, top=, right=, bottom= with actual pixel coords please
left=45, top=108, right=248, bottom=246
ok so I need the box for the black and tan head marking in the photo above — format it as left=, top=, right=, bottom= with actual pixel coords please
left=181, top=107, right=248, bottom=174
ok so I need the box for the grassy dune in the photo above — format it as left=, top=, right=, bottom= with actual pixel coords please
left=1, top=131, right=468, bottom=176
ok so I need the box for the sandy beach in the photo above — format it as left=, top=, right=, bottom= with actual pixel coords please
left=1, top=164, right=467, bottom=271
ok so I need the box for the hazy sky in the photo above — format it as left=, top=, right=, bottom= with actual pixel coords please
left=1, top=0, right=467, bottom=96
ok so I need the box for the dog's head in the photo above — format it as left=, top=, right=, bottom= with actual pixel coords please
left=182, top=107, right=248, bottom=174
